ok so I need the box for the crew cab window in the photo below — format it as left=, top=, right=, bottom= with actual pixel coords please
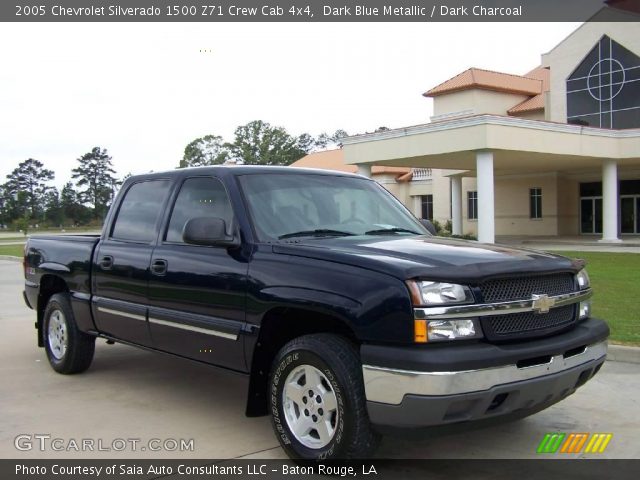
left=165, top=177, right=233, bottom=243
left=110, top=180, right=170, bottom=242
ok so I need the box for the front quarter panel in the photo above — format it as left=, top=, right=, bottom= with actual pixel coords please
left=245, top=246, right=414, bottom=347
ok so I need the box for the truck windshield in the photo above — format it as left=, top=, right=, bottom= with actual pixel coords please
left=238, top=173, right=428, bottom=242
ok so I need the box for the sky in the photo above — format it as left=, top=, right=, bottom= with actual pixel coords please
left=0, top=21, right=581, bottom=189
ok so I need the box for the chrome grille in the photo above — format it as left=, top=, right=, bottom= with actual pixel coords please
left=483, top=305, right=577, bottom=341
left=480, top=274, right=575, bottom=302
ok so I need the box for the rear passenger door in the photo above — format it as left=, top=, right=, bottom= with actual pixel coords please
left=92, top=179, right=171, bottom=346
left=147, top=176, right=248, bottom=370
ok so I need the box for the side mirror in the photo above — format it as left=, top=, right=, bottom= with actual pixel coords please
left=183, top=217, right=239, bottom=247
left=419, top=219, right=437, bottom=235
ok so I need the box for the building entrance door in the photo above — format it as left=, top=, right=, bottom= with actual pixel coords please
left=620, top=196, right=640, bottom=234
left=580, top=197, right=603, bottom=234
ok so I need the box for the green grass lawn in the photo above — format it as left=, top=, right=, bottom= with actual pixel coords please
left=0, top=244, right=24, bottom=257
left=555, top=251, right=640, bottom=345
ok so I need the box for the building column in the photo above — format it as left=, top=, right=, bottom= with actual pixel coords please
left=451, top=176, right=463, bottom=236
left=357, top=164, right=372, bottom=178
left=599, top=159, right=621, bottom=243
left=476, top=151, right=495, bottom=243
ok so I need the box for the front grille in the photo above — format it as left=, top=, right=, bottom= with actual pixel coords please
left=482, top=305, right=577, bottom=341
left=478, top=273, right=578, bottom=341
left=480, top=273, right=575, bottom=303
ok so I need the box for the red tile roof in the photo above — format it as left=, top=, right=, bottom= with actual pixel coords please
left=423, top=67, right=543, bottom=97
left=290, top=149, right=412, bottom=179
left=508, top=66, right=550, bottom=114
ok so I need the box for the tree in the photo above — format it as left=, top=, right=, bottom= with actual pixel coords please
left=227, top=120, right=307, bottom=166
left=296, top=133, right=317, bottom=155
left=60, top=182, right=91, bottom=225
left=315, top=129, right=348, bottom=150
left=43, top=187, right=63, bottom=225
left=179, top=135, right=230, bottom=168
left=4, top=158, right=55, bottom=220
left=71, top=147, right=119, bottom=219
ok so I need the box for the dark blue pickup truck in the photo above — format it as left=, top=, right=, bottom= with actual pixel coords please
left=23, top=166, right=608, bottom=459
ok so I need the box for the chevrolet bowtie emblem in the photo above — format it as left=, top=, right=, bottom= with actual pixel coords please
left=532, top=294, right=556, bottom=314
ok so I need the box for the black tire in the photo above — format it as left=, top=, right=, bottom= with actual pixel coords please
left=42, top=293, right=95, bottom=374
left=269, top=334, right=380, bottom=459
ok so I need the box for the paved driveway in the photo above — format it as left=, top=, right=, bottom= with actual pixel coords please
left=0, top=260, right=637, bottom=459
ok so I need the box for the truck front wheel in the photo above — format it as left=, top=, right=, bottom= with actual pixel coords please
left=269, top=334, right=380, bottom=459
left=43, top=293, right=95, bottom=374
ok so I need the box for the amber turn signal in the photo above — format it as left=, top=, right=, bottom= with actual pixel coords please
left=414, top=319, right=428, bottom=343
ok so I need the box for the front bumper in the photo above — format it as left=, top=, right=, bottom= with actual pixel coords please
left=362, top=317, right=608, bottom=428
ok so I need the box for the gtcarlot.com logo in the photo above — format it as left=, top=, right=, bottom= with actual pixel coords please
left=14, top=434, right=195, bottom=452
left=537, top=432, right=613, bottom=454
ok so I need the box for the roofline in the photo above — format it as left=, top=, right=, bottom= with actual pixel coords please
left=423, top=67, right=543, bottom=98
left=340, top=114, right=640, bottom=146
left=424, top=84, right=540, bottom=98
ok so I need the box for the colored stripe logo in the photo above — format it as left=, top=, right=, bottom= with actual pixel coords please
left=537, top=433, right=612, bottom=454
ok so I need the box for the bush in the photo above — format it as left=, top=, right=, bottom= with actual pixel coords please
left=452, top=233, right=478, bottom=241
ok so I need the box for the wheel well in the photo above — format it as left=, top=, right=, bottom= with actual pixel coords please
left=36, top=275, right=68, bottom=347
left=245, top=307, right=359, bottom=417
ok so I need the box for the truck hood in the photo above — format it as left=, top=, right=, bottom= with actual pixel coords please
left=272, top=235, right=583, bottom=283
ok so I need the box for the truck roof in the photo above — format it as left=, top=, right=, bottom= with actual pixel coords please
left=126, top=165, right=367, bottom=183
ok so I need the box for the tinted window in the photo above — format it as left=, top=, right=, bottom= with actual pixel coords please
left=111, top=180, right=170, bottom=242
left=166, top=177, right=233, bottom=243
left=530, top=188, right=542, bottom=219
left=421, top=195, right=433, bottom=221
left=468, top=191, right=478, bottom=220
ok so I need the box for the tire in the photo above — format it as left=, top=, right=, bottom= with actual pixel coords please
left=43, top=293, right=95, bottom=374
left=269, top=334, right=380, bottom=459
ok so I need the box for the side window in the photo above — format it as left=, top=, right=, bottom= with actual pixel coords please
left=165, top=177, right=234, bottom=243
left=111, top=180, right=170, bottom=242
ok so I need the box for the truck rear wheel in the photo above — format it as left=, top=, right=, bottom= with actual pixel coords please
left=43, top=293, right=95, bottom=374
left=269, top=334, right=380, bottom=459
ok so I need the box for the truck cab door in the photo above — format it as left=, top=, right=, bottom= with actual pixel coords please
left=147, top=176, right=249, bottom=371
left=92, top=179, right=171, bottom=346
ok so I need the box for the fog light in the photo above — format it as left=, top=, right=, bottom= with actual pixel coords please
left=579, top=300, right=592, bottom=320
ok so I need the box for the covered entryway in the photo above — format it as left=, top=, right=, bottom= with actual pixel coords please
left=341, top=115, right=640, bottom=243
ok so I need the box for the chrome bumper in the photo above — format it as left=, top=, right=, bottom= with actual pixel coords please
left=363, top=339, right=607, bottom=405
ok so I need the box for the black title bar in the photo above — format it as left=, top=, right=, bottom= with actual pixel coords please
left=2, top=0, right=640, bottom=22
left=2, top=459, right=640, bottom=480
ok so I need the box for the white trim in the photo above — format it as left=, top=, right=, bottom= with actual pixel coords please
left=148, top=317, right=238, bottom=340
left=97, top=307, right=146, bottom=322
left=430, top=109, right=475, bottom=123
left=568, top=105, right=640, bottom=118
left=567, top=76, right=640, bottom=95
left=340, top=114, right=640, bottom=146
left=568, top=63, right=640, bottom=83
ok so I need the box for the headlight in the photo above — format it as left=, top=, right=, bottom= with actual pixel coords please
left=407, top=280, right=474, bottom=306
left=414, top=318, right=482, bottom=343
left=576, top=269, right=590, bottom=290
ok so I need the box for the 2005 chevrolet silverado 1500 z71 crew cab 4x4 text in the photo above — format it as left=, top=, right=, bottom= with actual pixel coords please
left=23, top=166, right=609, bottom=459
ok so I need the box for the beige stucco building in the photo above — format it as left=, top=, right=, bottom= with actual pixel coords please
left=295, top=2, right=640, bottom=243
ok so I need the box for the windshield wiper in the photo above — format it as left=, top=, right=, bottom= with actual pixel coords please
left=364, top=227, right=422, bottom=235
left=278, top=229, right=357, bottom=240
